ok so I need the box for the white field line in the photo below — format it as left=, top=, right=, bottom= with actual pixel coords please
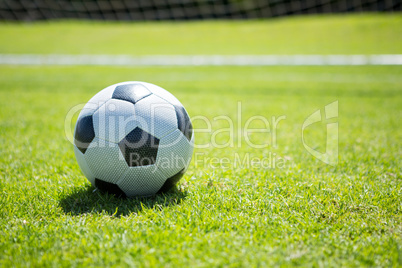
left=0, top=54, right=402, bottom=66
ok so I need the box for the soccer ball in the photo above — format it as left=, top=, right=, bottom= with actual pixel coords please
left=73, top=81, right=194, bottom=197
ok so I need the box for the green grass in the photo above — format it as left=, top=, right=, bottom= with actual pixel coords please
left=1, top=14, right=402, bottom=267
left=0, top=13, right=401, bottom=55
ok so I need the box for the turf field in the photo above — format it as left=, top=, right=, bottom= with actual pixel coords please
left=0, top=14, right=401, bottom=55
left=0, top=14, right=401, bottom=267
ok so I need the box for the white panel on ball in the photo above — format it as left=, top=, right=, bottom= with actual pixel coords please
left=141, top=82, right=183, bottom=107
left=135, top=94, right=178, bottom=139
left=117, top=165, right=166, bottom=197
left=73, top=145, right=96, bottom=185
left=93, top=99, right=137, bottom=143
left=84, top=137, right=128, bottom=184
left=78, top=84, right=116, bottom=118
left=156, top=129, right=194, bottom=178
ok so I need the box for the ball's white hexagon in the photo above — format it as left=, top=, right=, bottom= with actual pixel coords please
left=84, top=137, right=128, bottom=184
left=117, top=165, right=166, bottom=197
left=156, top=129, right=194, bottom=178
left=78, top=84, right=117, bottom=118
left=141, top=81, right=183, bottom=106
left=93, top=99, right=137, bottom=143
left=135, top=94, right=178, bottom=139
left=79, top=81, right=147, bottom=118
left=73, top=145, right=96, bottom=185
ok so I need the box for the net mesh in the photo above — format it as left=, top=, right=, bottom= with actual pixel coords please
left=0, top=0, right=400, bottom=21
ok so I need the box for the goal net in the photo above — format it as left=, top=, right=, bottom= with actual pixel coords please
left=1, top=0, right=400, bottom=21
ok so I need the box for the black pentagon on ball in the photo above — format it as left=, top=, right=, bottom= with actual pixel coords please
left=156, top=169, right=185, bottom=194
left=174, top=105, right=193, bottom=141
left=95, top=178, right=126, bottom=198
left=118, top=127, right=159, bottom=167
left=74, top=115, right=95, bottom=154
left=112, top=83, right=152, bottom=104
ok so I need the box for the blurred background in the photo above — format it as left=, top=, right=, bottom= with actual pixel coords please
left=0, top=0, right=400, bottom=21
